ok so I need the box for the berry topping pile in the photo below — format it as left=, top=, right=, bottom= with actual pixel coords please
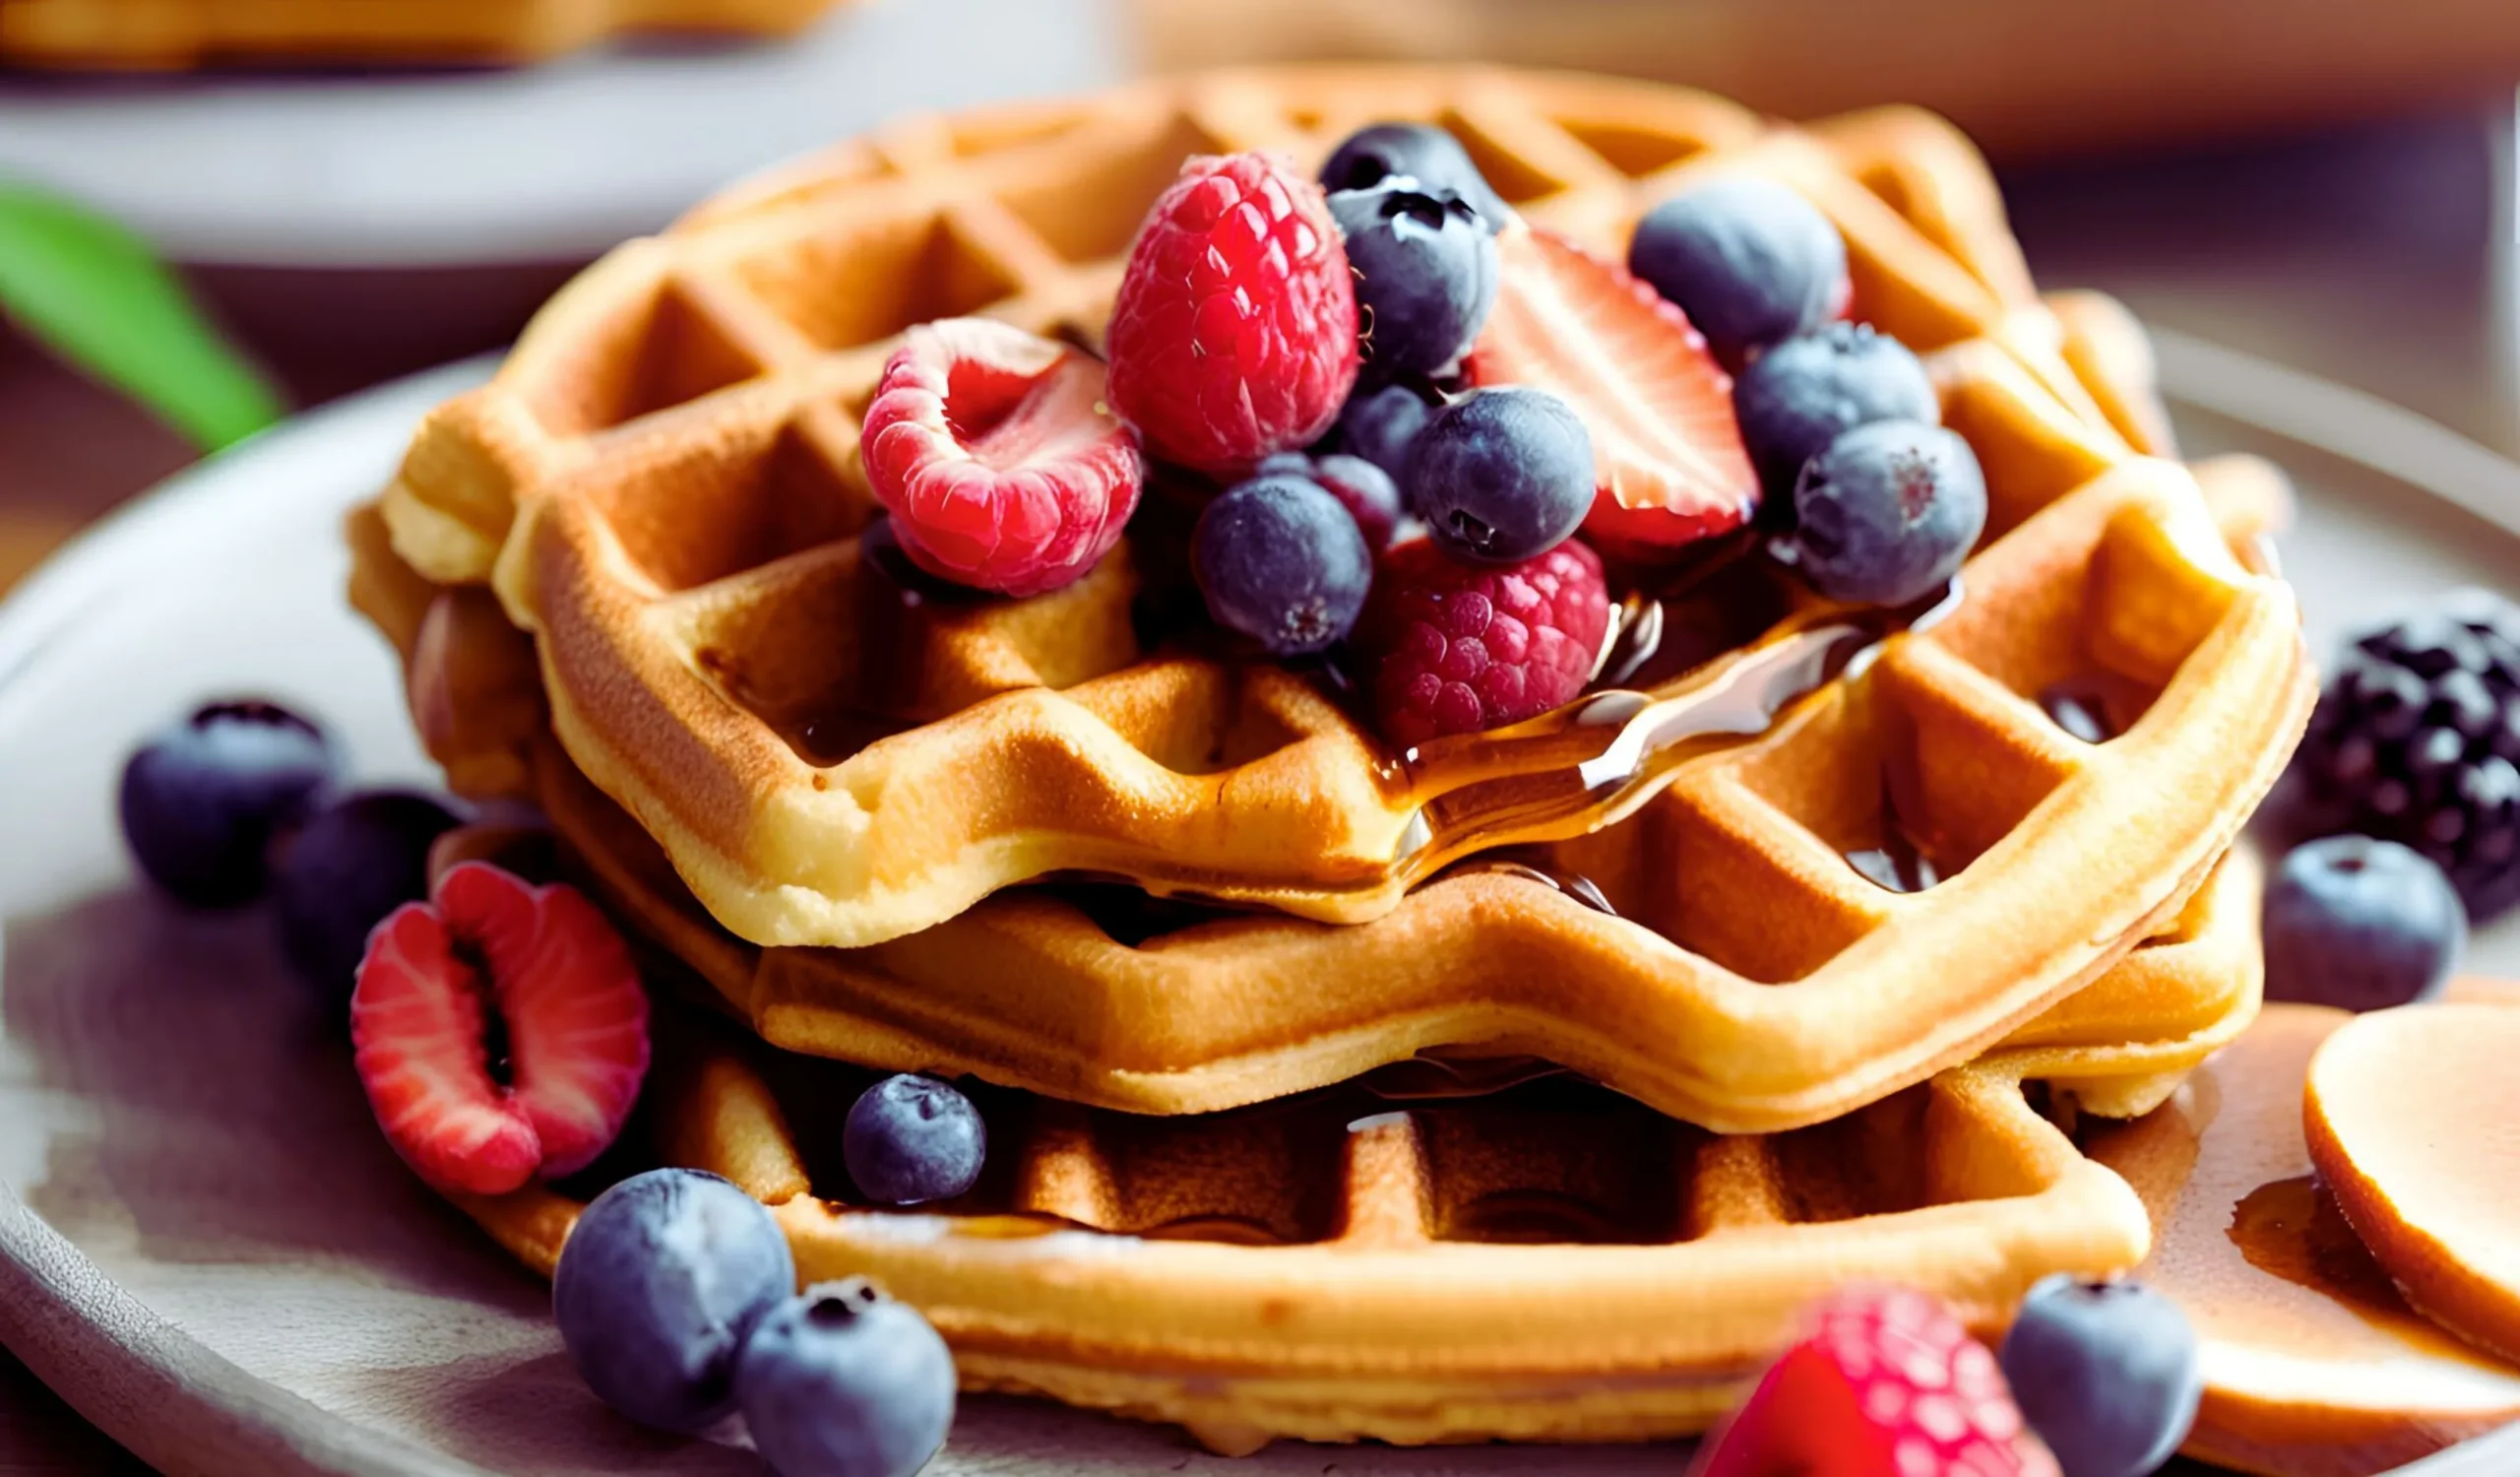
left=2291, top=589, right=2520, bottom=918
left=1693, top=1287, right=2061, bottom=1476
left=856, top=127, right=1993, bottom=751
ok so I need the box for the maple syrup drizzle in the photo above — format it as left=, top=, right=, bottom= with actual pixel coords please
left=737, top=513, right=1963, bottom=917
left=1378, top=577, right=1966, bottom=896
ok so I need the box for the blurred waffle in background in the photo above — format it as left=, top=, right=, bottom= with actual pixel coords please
left=0, top=0, right=851, bottom=69
left=1133, top=0, right=2520, bottom=158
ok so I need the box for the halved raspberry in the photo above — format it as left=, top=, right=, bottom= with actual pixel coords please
left=1468, top=224, right=1759, bottom=557
left=860, top=317, right=1144, bottom=598
left=1105, top=152, right=1360, bottom=477
left=1693, top=1288, right=2061, bottom=1477
left=350, top=862, right=650, bottom=1195
left=1353, top=538, right=1610, bottom=748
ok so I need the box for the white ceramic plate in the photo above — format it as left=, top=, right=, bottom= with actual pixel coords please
left=2, top=346, right=2519, bottom=1476
left=0, top=0, right=1130, bottom=267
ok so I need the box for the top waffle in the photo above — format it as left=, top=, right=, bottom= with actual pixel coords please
left=375, top=67, right=2310, bottom=1126
left=0, top=0, right=843, bottom=67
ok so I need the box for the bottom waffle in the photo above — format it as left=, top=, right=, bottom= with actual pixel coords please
left=424, top=814, right=2260, bottom=1450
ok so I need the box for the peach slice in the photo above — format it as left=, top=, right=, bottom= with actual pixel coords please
left=2086, top=1004, right=2520, bottom=1475
left=2305, top=1002, right=2520, bottom=1368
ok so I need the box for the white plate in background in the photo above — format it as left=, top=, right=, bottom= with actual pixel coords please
left=0, top=0, right=1130, bottom=267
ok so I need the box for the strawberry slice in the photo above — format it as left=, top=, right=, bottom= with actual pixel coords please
left=350, top=862, right=649, bottom=1195
left=1692, top=1288, right=2061, bottom=1477
left=1466, top=224, right=1759, bottom=557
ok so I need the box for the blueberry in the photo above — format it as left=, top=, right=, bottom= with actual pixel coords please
left=552, top=1168, right=795, bottom=1433
left=272, top=791, right=463, bottom=1006
left=1406, top=387, right=1595, bottom=565
left=843, top=1075, right=987, bottom=1206
left=1308, top=454, right=1404, bottom=551
left=1999, top=1276, right=2201, bottom=1477
left=1318, top=122, right=1510, bottom=230
left=1192, top=475, right=1374, bottom=656
left=2264, top=835, right=2465, bottom=1010
left=1732, top=322, right=1939, bottom=498
left=1776, top=418, right=1984, bottom=607
left=1629, top=178, right=1849, bottom=362
left=1260, top=450, right=1403, bottom=552
left=736, top=1279, right=956, bottom=1477
left=1329, top=181, right=1499, bottom=378
left=119, top=700, right=339, bottom=908
left=1337, top=383, right=1435, bottom=482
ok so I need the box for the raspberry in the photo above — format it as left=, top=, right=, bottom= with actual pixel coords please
left=1354, top=538, right=1610, bottom=748
left=1105, top=152, right=1360, bottom=477
left=1693, top=1288, right=2061, bottom=1477
left=860, top=317, right=1143, bottom=598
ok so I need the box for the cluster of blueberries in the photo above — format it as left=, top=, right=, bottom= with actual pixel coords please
left=555, top=1166, right=960, bottom=1476
left=1192, top=120, right=1990, bottom=668
left=118, top=698, right=460, bottom=990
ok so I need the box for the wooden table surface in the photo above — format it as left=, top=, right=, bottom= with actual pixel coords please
left=1, top=99, right=2514, bottom=1476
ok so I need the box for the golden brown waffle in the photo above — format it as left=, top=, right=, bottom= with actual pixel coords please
left=366, top=66, right=2310, bottom=1132
left=350, top=440, right=2289, bottom=1134
left=351, top=502, right=2271, bottom=1131
left=0, top=0, right=843, bottom=68
left=424, top=823, right=2257, bottom=1453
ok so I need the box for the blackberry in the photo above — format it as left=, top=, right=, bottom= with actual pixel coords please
left=2294, top=589, right=2520, bottom=919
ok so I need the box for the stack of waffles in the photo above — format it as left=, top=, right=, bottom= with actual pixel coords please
left=0, top=0, right=846, bottom=68
left=346, top=67, right=2313, bottom=1451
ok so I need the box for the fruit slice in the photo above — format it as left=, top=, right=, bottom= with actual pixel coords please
left=1466, top=224, right=1759, bottom=555
left=2306, top=1003, right=2520, bottom=1366
left=1691, top=1287, right=2059, bottom=1477
left=2085, top=1004, right=2520, bottom=1475
left=351, top=861, right=650, bottom=1193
